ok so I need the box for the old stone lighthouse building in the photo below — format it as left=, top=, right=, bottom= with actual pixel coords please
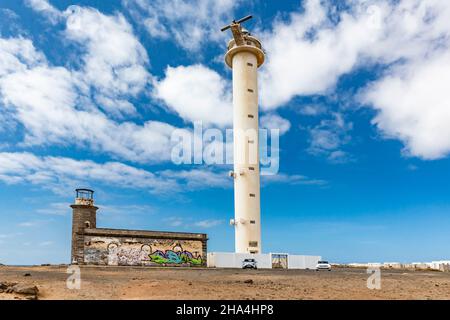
left=70, top=189, right=207, bottom=267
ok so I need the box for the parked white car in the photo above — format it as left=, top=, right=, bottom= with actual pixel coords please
left=316, top=260, right=332, bottom=271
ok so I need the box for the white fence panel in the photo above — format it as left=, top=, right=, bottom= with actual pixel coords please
left=288, top=255, right=321, bottom=269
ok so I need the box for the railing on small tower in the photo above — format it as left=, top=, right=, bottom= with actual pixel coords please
left=75, top=188, right=94, bottom=206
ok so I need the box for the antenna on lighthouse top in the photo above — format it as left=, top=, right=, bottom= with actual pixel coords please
left=221, top=15, right=253, bottom=46
left=220, top=15, right=253, bottom=32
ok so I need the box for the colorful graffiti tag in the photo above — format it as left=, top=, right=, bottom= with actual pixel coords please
left=148, top=241, right=202, bottom=265
left=149, top=249, right=202, bottom=265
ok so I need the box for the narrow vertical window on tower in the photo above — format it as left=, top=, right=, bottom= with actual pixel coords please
left=249, top=241, right=258, bottom=247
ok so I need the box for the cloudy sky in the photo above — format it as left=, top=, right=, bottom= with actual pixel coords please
left=1, top=0, right=449, bottom=265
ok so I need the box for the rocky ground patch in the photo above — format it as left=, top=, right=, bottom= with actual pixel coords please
left=0, top=281, right=39, bottom=300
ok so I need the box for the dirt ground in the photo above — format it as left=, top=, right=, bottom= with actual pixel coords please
left=1, top=265, right=450, bottom=300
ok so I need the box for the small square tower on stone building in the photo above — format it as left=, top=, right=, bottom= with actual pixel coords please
left=70, top=188, right=98, bottom=264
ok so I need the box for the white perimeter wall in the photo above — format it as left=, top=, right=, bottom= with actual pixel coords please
left=287, top=255, right=321, bottom=269
left=208, top=252, right=272, bottom=269
left=208, top=252, right=321, bottom=269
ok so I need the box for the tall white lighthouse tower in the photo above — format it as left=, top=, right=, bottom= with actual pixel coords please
left=222, top=16, right=265, bottom=254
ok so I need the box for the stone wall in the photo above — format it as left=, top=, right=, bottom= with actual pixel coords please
left=79, top=228, right=207, bottom=267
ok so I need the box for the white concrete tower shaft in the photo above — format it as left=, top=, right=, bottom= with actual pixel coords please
left=224, top=20, right=265, bottom=254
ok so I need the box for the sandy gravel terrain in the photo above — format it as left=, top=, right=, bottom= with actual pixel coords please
left=1, top=265, right=450, bottom=300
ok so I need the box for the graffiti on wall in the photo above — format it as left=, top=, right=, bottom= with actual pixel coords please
left=84, top=236, right=204, bottom=266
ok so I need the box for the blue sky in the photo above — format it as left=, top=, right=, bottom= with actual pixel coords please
left=0, top=0, right=450, bottom=265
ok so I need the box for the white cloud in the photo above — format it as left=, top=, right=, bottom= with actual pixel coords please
left=0, top=232, right=23, bottom=239
left=21, top=0, right=450, bottom=162
left=159, top=168, right=229, bottom=189
left=37, top=202, right=71, bottom=216
left=18, top=220, right=50, bottom=227
left=257, top=0, right=450, bottom=159
left=166, top=217, right=184, bottom=227
left=123, top=0, right=240, bottom=52
left=361, top=50, right=450, bottom=160
left=0, top=61, right=180, bottom=163
left=0, top=6, right=202, bottom=164
left=0, top=152, right=176, bottom=194
left=307, top=113, right=353, bottom=163
left=0, top=8, right=19, bottom=19
left=259, top=0, right=381, bottom=109
left=25, top=0, right=62, bottom=24
left=327, top=150, right=354, bottom=164
left=260, top=113, right=291, bottom=135
left=154, top=65, right=232, bottom=126
left=39, top=241, right=53, bottom=246
left=0, top=5, right=183, bottom=164
left=10, top=4, right=233, bottom=158
left=298, top=104, right=327, bottom=116
left=0, top=37, right=45, bottom=77
left=18, top=221, right=36, bottom=227
left=159, top=167, right=324, bottom=189
left=26, top=3, right=151, bottom=117
left=0, top=152, right=244, bottom=196
left=37, top=203, right=154, bottom=220
left=99, top=204, right=154, bottom=215
left=63, top=5, right=151, bottom=117
left=360, top=0, right=450, bottom=159
left=166, top=217, right=223, bottom=229
left=258, top=0, right=393, bottom=108
left=193, top=219, right=223, bottom=228
left=262, top=173, right=327, bottom=186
